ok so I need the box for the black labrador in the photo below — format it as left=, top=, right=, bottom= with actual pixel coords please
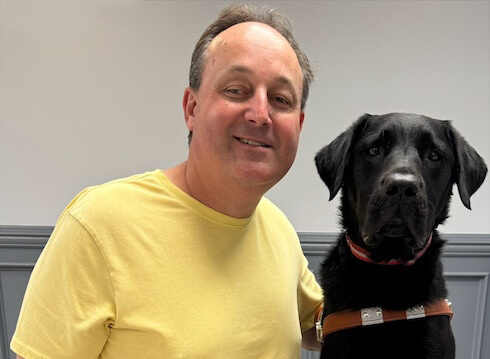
left=314, top=113, right=487, bottom=359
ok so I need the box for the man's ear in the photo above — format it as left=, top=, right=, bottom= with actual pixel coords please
left=182, top=87, right=197, bottom=131
left=299, top=112, right=305, bottom=131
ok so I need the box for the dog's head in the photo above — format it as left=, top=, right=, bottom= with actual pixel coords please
left=315, top=113, right=487, bottom=262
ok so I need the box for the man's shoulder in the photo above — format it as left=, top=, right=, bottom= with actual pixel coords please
left=258, top=196, right=287, bottom=217
left=257, top=197, right=296, bottom=231
left=64, top=170, right=163, bottom=220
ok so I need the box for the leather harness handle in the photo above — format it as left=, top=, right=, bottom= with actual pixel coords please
left=316, top=299, right=452, bottom=340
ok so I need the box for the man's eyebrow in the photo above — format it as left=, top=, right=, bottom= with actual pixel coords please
left=224, top=65, right=300, bottom=106
left=225, top=65, right=252, bottom=75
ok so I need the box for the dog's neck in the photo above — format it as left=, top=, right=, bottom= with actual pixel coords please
left=344, top=231, right=433, bottom=266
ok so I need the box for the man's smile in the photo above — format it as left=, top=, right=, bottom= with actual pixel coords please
left=235, top=137, right=272, bottom=148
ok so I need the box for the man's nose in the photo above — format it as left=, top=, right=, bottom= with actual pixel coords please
left=245, top=90, right=271, bottom=126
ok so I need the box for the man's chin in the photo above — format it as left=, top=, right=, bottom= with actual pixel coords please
left=232, top=165, right=285, bottom=190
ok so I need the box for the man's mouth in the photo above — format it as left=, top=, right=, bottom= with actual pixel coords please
left=235, top=137, right=271, bottom=148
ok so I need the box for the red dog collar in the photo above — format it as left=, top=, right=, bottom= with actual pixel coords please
left=345, top=232, right=433, bottom=266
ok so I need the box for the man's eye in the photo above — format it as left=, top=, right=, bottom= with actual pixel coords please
left=225, top=88, right=244, bottom=95
left=270, top=95, right=292, bottom=107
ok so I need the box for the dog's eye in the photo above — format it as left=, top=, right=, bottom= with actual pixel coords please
left=368, top=147, right=380, bottom=156
left=428, top=151, right=442, bottom=161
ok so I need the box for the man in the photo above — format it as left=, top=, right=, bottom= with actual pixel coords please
left=12, top=4, right=323, bottom=358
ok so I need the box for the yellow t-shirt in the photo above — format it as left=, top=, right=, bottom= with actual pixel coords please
left=11, top=170, right=323, bottom=359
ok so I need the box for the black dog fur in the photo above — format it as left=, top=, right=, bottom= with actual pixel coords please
left=315, top=113, right=487, bottom=359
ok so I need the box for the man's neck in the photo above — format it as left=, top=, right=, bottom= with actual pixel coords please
left=163, top=162, right=265, bottom=218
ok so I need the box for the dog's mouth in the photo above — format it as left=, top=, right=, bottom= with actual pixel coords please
left=378, top=222, right=412, bottom=238
left=365, top=220, right=413, bottom=245
left=362, top=221, right=428, bottom=262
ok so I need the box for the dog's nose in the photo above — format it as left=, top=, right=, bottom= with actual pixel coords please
left=385, top=173, right=419, bottom=198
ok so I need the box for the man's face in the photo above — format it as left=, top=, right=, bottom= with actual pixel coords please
left=184, top=22, right=305, bottom=191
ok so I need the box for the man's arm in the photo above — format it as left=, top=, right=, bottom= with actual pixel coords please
left=16, top=355, right=25, bottom=359
left=302, top=326, right=321, bottom=351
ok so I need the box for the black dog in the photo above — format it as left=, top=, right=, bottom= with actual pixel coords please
left=315, top=113, right=487, bottom=359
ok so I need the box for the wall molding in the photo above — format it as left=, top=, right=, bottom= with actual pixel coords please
left=297, top=231, right=490, bottom=257
left=0, top=226, right=51, bottom=247
left=1, top=226, right=489, bottom=254
left=0, top=226, right=51, bottom=272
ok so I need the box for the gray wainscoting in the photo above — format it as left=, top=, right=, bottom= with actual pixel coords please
left=1, top=226, right=489, bottom=359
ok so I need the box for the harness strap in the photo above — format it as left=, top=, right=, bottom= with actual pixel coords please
left=315, top=299, right=452, bottom=343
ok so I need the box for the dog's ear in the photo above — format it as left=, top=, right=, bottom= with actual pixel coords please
left=446, top=122, right=487, bottom=209
left=315, top=114, right=371, bottom=200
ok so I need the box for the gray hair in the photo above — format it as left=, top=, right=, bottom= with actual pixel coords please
left=187, top=4, right=314, bottom=144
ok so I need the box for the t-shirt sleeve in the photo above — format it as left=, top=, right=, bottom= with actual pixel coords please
left=11, top=211, right=116, bottom=359
left=297, top=255, right=323, bottom=333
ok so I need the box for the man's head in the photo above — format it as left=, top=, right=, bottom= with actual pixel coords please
left=182, top=7, right=307, bottom=195
left=187, top=3, right=313, bottom=143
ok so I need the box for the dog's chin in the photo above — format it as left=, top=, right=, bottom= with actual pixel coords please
left=364, top=223, right=411, bottom=245
left=363, top=224, right=426, bottom=262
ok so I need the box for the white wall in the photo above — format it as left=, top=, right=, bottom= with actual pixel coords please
left=1, top=0, right=489, bottom=234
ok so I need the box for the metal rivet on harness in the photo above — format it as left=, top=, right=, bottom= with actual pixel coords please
left=361, top=307, right=384, bottom=326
